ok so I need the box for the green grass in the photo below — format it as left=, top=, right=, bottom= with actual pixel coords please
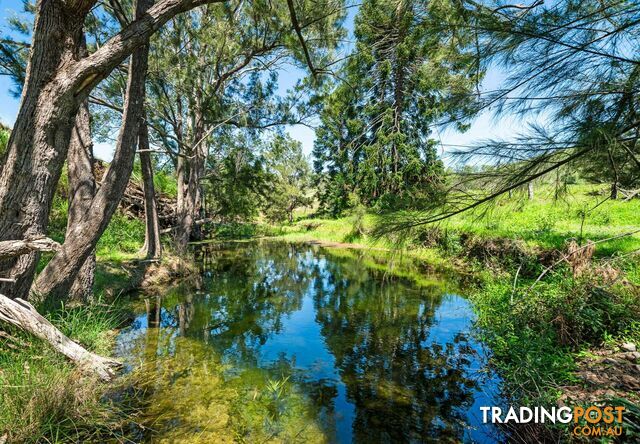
left=469, top=267, right=640, bottom=403
left=279, top=184, right=640, bottom=255
left=96, top=212, right=145, bottom=260
left=0, top=301, right=129, bottom=443
left=443, top=184, right=640, bottom=255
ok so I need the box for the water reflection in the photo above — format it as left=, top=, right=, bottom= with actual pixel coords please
left=116, top=242, right=503, bottom=443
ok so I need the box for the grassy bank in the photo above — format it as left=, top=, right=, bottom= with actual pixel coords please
left=271, top=184, right=640, bottom=423
left=1, top=210, right=150, bottom=442
left=0, top=301, right=129, bottom=442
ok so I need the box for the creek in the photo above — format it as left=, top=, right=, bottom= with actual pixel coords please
left=115, top=241, right=505, bottom=443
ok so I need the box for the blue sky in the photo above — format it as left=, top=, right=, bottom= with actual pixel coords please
left=0, top=0, right=538, bottom=162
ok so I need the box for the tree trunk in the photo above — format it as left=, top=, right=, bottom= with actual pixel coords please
left=0, top=2, right=91, bottom=298
left=0, top=0, right=223, bottom=299
left=175, top=106, right=207, bottom=252
left=139, top=118, right=162, bottom=259
left=527, top=181, right=534, bottom=200
left=390, top=8, right=407, bottom=193
left=611, top=181, right=618, bottom=199
left=0, top=293, right=120, bottom=380
left=66, top=97, right=97, bottom=304
left=33, top=0, right=154, bottom=300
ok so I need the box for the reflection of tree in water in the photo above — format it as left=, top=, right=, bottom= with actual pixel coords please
left=156, top=243, right=318, bottom=364
left=311, top=254, right=479, bottom=443
left=134, top=243, right=481, bottom=442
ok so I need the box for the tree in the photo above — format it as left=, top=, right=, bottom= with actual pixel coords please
left=31, top=0, right=155, bottom=301
left=141, top=0, right=344, bottom=248
left=0, top=0, right=226, bottom=299
left=313, top=0, right=479, bottom=215
left=205, top=132, right=269, bottom=222
left=263, top=134, right=313, bottom=223
left=380, top=0, right=640, bottom=232
left=138, top=115, right=163, bottom=259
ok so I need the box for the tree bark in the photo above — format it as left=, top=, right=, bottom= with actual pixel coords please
left=0, top=2, right=92, bottom=298
left=0, top=0, right=223, bottom=299
left=139, top=118, right=162, bottom=259
left=66, top=98, right=97, bottom=304
left=33, top=0, right=154, bottom=300
left=527, top=181, right=534, bottom=200
left=175, top=106, right=207, bottom=252
left=0, top=293, right=120, bottom=380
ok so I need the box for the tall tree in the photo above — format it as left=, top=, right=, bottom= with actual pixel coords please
left=142, top=0, right=343, bottom=249
left=263, top=134, right=313, bottom=223
left=138, top=116, right=163, bottom=259
left=314, top=0, right=479, bottom=214
left=32, top=0, right=156, bottom=300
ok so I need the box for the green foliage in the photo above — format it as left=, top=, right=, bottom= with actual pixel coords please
left=262, top=134, right=313, bottom=223
left=130, top=158, right=178, bottom=198
left=96, top=212, right=145, bottom=258
left=47, top=301, right=126, bottom=354
left=313, top=0, right=479, bottom=215
left=0, top=124, right=9, bottom=158
left=343, top=204, right=367, bottom=243
left=210, top=222, right=284, bottom=240
left=470, top=267, right=640, bottom=401
left=153, top=168, right=178, bottom=198
left=206, top=134, right=269, bottom=222
left=284, top=184, right=640, bottom=254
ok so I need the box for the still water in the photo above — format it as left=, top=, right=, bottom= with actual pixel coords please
left=116, top=241, right=505, bottom=443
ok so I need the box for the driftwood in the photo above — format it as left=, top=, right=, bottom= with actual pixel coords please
left=0, top=233, right=120, bottom=381
left=0, top=293, right=121, bottom=380
left=0, top=237, right=60, bottom=259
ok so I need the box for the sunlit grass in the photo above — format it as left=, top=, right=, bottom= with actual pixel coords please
left=0, top=302, right=128, bottom=442
left=279, top=183, right=640, bottom=256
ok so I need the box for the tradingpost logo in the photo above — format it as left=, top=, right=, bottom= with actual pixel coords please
left=480, top=405, right=625, bottom=437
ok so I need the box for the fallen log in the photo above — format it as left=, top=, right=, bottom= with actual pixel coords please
left=0, top=237, right=60, bottom=259
left=159, top=217, right=215, bottom=234
left=0, top=293, right=121, bottom=381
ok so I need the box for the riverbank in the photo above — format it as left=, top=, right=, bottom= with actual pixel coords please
left=267, top=186, right=640, bottom=439
left=0, top=215, right=197, bottom=442
left=2, top=184, right=638, bottom=442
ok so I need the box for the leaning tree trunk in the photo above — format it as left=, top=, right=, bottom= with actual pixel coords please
left=0, top=0, right=223, bottom=300
left=33, top=0, right=154, bottom=300
left=138, top=118, right=162, bottom=259
left=66, top=98, right=98, bottom=304
left=0, top=2, right=92, bottom=298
